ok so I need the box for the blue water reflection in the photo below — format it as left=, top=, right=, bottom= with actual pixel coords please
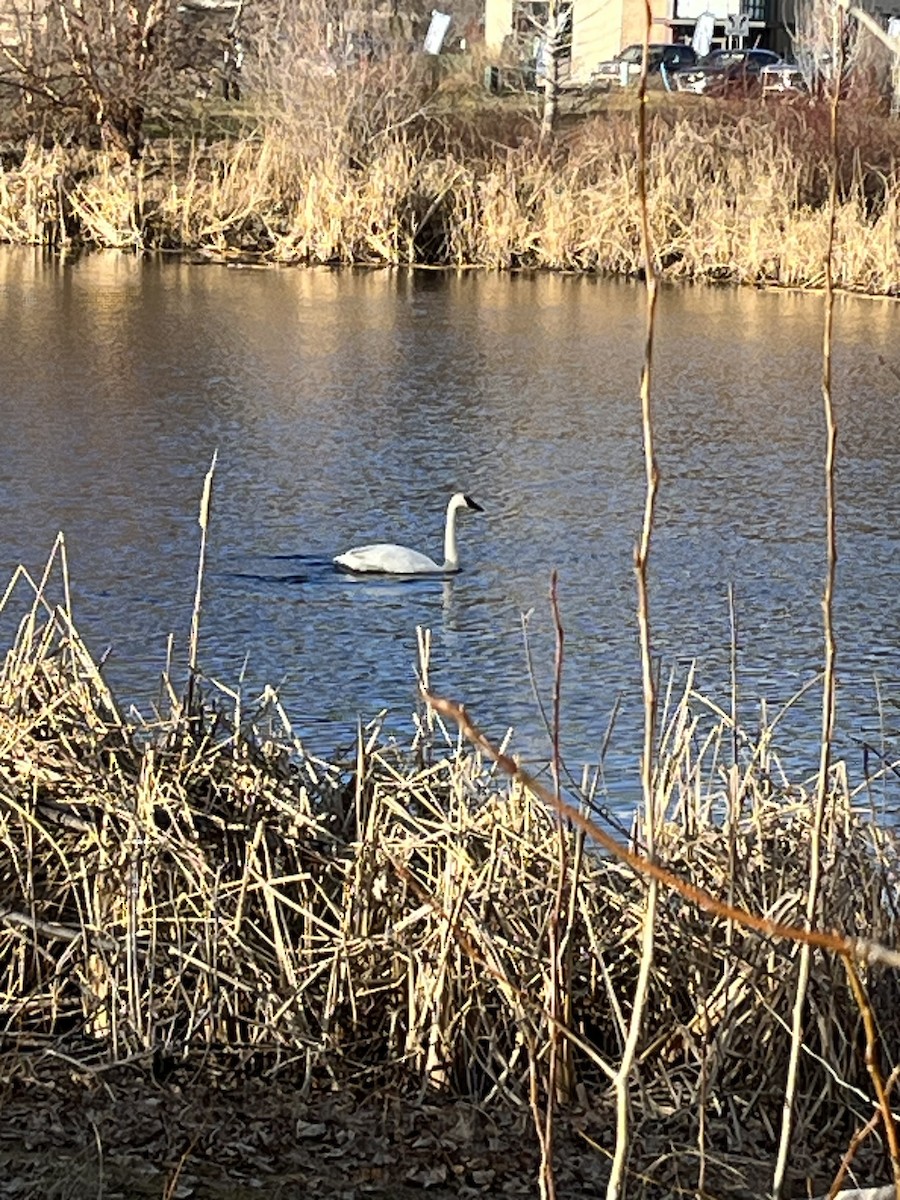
left=1, top=249, right=899, bottom=812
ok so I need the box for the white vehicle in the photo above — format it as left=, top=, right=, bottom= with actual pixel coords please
left=759, top=60, right=807, bottom=94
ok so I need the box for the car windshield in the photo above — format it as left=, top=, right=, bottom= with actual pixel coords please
left=699, top=48, right=778, bottom=67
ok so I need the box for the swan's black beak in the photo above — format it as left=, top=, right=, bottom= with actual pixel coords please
left=464, top=495, right=484, bottom=513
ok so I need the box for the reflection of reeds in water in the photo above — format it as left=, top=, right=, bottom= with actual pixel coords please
left=2, top=538, right=899, bottom=1195
left=0, top=103, right=898, bottom=291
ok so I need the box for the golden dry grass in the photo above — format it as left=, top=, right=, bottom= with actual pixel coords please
left=0, top=96, right=898, bottom=292
left=2, top=543, right=899, bottom=1196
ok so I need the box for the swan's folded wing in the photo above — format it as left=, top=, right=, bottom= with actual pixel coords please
left=333, top=542, right=442, bottom=574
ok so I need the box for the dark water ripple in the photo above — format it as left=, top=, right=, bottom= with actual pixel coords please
left=1, top=250, right=899, bottom=812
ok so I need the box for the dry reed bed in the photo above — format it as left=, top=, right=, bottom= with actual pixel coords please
left=0, top=104, right=899, bottom=292
left=1, top=557, right=899, bottom=1193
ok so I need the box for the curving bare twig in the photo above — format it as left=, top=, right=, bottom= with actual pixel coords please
left=421, top=688, right=900, bottom=973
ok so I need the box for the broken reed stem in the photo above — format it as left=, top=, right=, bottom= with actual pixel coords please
left=728, top=581, right=739, bottom=772
left=826, top=1066, right=900, bottom=1199
left=187, top=450, right=218, bottom=713
left=549, top=570, right=574, bottom=1098
left=550, top=570, right=564, bottom=805
left=828, top=1106, right=887, bottom=1200
left=607, top=15, right=661, bottom=1200
left=773, top=16, right=842, bottom=1196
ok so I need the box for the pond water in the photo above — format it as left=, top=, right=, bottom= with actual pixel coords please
left=1, top=248, right=899, bottom=812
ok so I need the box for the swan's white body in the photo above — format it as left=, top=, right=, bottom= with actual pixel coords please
left=334, top=493, right=484, bottom=575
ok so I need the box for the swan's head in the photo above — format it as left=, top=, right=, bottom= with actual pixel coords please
left=449, top=492, right=484, bottom=514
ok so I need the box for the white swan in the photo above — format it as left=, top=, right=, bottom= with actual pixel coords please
left=334, top=493, right=484, bottom=575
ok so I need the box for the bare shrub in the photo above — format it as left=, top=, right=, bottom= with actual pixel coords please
left=242, top=0, right=441, bottom=168
left=0, top=0, right=186, bottom=158
left=791, top=0, right=894, bottom=106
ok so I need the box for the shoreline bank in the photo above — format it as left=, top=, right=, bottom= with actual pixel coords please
left=1, top=98, right=898, bottom=295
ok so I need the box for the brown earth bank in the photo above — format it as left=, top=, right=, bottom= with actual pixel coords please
left=0, top=1054, right=844, bottom=1199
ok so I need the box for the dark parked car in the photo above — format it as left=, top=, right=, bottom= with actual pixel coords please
left=671, top=47, right=782, bottom=95
left=591, top=42, right=698, bottom=88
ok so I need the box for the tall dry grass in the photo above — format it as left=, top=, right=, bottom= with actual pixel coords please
left=2, top=540, right=900, bottom=1196
left=0, top=93, right=898, bottom=291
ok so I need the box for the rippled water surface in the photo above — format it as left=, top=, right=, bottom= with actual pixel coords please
left=2, top=249, right=900, bottom=809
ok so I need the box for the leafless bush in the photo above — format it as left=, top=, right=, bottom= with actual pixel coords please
left=791, top=0, right=894, bottom=104
left=245, top=0, right=437, bottom=168
left=0, top=0, right=204, bottom=157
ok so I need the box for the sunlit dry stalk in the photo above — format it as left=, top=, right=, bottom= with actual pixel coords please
left=187, top=450, right=217, bottom=716
left=843, top=959, right=900, bottom=1197
left=533, top=570, right=568, bottom=1200
left=162, top=1132, right=202, bottom=1200
left=773, top=14, right=843, bottom=1196
left=827, top=1067, right=900, bottom=1199
left=604, top=11, right=662, bottom=1198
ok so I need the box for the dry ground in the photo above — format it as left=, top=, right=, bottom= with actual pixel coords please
left=2, top=1053, right=823, bottom=1200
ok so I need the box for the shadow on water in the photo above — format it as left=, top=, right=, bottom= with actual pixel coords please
left=219, top=551, right=329, bottom=586
left=220, top=555, right=468, bottom=594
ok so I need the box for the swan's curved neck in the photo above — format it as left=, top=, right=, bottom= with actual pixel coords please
left=442, top=500, right=460, bottom=571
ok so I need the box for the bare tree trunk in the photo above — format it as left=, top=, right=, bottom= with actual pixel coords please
left=539, top=13, right=560, bottom=144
